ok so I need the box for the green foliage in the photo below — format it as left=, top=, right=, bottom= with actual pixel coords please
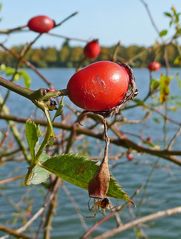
left=164, top=12, right=172, bottom=18
left=25, top=153, right=49, bottom=185
left=134, top=227, right=147, bottom=239
left=28, top=165, right=49, bottom=185
left=134, top=99, right=144, bottom=106
left=159, top=74, right=172, bottom=103
left=159, top=29, right=168, bottom=37
left=25, top=119, right=41, bottom=162
left=170, top=6, right=180, bottom=24
left=174, top=56, right=181, bottom=65
left=41, top=154, right=131, bottom=201
left=150, top=78, right=160, bottom=92
left=0, top=64, right=32, bottom=88
left=164, top=6, right=181, bottom=37
left=44, top=48, right=57, bottom=64
left=20, top=70, right=32, bottom=88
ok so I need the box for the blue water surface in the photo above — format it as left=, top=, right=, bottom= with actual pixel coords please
left=0, top=67, right=181, bottom=239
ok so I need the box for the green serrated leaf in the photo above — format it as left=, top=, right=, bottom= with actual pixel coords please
left=25, top=119, right=41, bottom=162
left=20, top=70, right=32, bottom=88
left=159, top=29, right=168, bottom=37
left=25, top=153, right=49, bottom=185
left=26, top=165, right=49, bottom=185
left=42, top=154, right=131, bottom=201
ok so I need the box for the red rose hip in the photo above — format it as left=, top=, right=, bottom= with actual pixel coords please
left=148, top=61, right=161, bottom=72
left=27, top=15, right=55, bottom=33
left=84, top=40, right=101, bottom=59
left=67, top=61, right=132, bottom=112
left=127, top=153, right=134, bottom=161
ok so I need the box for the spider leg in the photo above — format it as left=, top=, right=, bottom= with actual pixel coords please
left=88, top=198, right=92, bottom=211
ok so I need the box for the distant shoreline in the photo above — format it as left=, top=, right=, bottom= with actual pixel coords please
left=0, top=43, right=180, bottom=68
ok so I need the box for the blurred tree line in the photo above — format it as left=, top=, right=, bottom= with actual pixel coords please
left=0, top=40, right=180, bottom=68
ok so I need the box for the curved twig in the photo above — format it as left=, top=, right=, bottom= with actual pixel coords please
left=93, top=206, right=181, bottom=239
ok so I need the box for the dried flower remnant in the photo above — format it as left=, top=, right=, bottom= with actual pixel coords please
left=88, top=118, right=110, bottom=199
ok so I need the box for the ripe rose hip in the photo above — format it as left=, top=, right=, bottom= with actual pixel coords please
left=148, top=61, right=161, bottom=72
left=67, top=61, right=132, bottom=112
left=127, top=153, right=134, bottom=161
left=27, top=15, right=55, bottom=33
left=84, top=40, right=101, bottom=59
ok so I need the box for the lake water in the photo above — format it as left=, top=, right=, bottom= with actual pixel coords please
left=0, top=67, right=181, bottom=239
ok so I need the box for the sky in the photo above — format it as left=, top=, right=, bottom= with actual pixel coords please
left=0, top=0, right=181, bottom=48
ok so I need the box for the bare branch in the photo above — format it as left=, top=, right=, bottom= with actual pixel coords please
left=0, top=225, right=30, bottom=239
left=167, top=125, right=181, bottom=150
left=93, top=206, right=181, bottom=239
left=0, top=175, right=24, bottom=185
left=139, top=0, right=160, bottom=35
left=0, top=113, right=181, bottom=166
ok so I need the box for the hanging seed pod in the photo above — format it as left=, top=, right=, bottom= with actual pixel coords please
left=88, top=154, right=110, bottom=199
left=88, top=118, right=110, bottom=199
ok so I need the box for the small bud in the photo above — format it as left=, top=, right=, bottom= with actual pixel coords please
left=145, top=136, right=152, bottom=144
left=48, top=87, right=56, bottom=92
left=48, top=98, right=57, bottom=111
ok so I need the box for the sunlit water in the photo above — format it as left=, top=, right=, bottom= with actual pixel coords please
left=0, top=67, right=181, bottom=238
